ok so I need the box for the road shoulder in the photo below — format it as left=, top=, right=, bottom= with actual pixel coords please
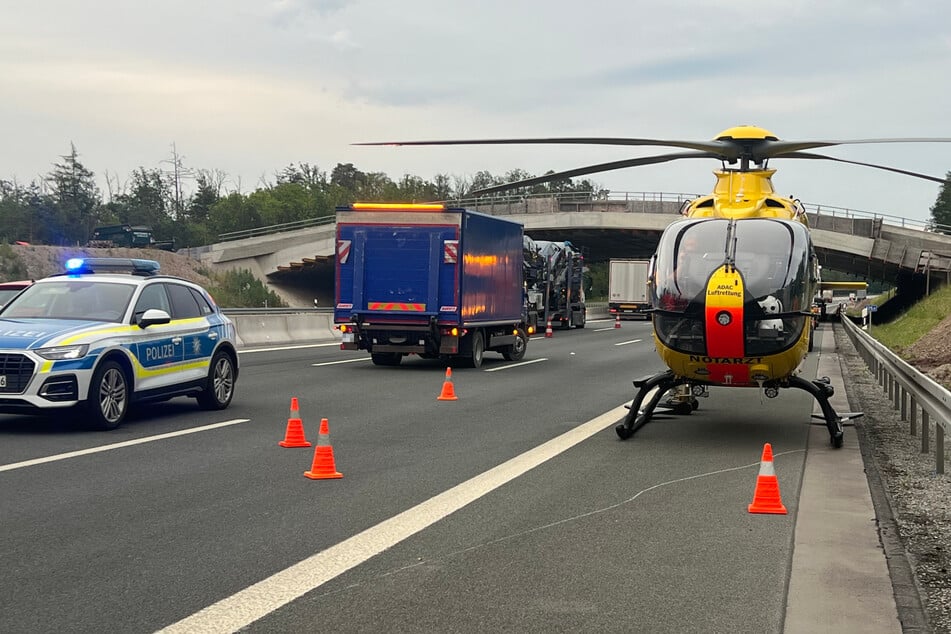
left=784, top=324, right=903, bottom=633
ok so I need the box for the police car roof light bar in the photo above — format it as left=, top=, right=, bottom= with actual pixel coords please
left=63, top=257, right=162, bottom=276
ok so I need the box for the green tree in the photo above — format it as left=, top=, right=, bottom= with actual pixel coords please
left=356, top=172, right=396, bottom=201
left=208, top=192, right=261, bottom=236
left=206, top=268, right=287, bottom=308
left=432, top=174, right=453, bottom=201
left=46, top=144, right=102, bottom=244
left=278, top=163, right=327, bottom=189
left=929, top=171, right=951, bottom=234
left=249, top=182, right=315, bottom=226
left=330, top=163, right=365, bottom=191
left=109, top=168, right=177, bottom=242
left=0, top=179, right=39, bottom=243
left=467, top=170, right=501, bottom=197
left=585, top=262, right=608, bottom=299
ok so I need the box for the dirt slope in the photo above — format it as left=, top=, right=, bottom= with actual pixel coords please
left=8, top=244, right=214, bottom=287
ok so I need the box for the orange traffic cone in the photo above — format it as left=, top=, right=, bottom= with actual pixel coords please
left=545, top=319, right=553, bottom=338
left=437, top=367, right=458, bottom=401
left=614, top=314, right=621, bottom=329
left=748, top=443, right=787, bottom=514
left=304, top=418, right=343, bottom=479
left=279, top=397, right=311, bottom=447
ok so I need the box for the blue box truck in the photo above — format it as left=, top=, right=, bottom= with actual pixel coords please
left=334, top=203, right=532, bottom=367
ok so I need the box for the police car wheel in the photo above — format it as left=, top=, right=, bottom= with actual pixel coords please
left=86, top=360, right=129, bottom=430
left=197, top=350, right=235, bottom=410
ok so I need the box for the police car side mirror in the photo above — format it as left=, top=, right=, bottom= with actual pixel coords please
left=138, top=308, right=171, bottom=329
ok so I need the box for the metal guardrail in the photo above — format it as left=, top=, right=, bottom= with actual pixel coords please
left=214, top=191, right=951, bottom=243
left=841, top=315, right=948, bottom=474
left=217, top=215, right=336, bottom=242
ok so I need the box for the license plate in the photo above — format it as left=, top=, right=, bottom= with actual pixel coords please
left=342, top=333, right=354, bottom=343
left=0, top=375, right=6, bottom=387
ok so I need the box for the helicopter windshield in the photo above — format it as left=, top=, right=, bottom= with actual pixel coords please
left=652, top=218, right=728, bottom=312
left=651, top=217, right=814, bottom=356
left=734, top=218, right=811, bottom=309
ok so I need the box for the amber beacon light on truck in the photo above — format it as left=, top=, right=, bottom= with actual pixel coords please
left=350, top=202, right=447, bottom=211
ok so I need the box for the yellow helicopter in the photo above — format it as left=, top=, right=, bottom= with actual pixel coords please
left=357, top=125, right=951, bottom=448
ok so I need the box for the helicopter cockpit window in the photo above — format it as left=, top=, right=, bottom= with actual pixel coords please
left=650, top=218, right=729, bottom=354
left=736, top=219, right=812, bottom=355
left=651, top=218, right=727, bottom=314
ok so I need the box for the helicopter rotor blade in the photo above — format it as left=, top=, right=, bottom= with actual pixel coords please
left=756, top=138, right=951, bottom=162
left=356, top=137, right=743, bottom=161
left=465, top=151, right=718, bottom=197
left=782, top=152, right=949, bottom=184
left=356, top=131, right=951, bottom=187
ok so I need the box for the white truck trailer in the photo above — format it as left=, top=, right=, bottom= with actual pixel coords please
left=608, top=258, right=650, bottom=320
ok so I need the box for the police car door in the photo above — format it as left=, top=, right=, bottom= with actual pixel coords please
left=164, top=282, right=215, bottom=382
left=131, top=282, right=184, bottom=391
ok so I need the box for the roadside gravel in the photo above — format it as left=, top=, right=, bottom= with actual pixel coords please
left=835, top=323, right=951, bottom=633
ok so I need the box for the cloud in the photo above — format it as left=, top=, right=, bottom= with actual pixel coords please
left=1, top=0, right=950, bottom=223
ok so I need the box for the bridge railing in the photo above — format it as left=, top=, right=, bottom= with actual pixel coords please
left=213, top=191, right=951, bottom=242
left=842, top=315, right=948, bottom=474
left=217, top=215, right=336, bottom=242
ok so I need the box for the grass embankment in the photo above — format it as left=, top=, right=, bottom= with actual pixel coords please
left=861, top=285, right=951, bottom=358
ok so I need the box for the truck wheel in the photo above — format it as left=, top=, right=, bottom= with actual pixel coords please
left=576, top=312, right=586, bottom=329
left=502, top=329, right=527, bottom=361
left=468, top=331, right=484, bottom=368
left=371, top=352, right=402, bottom=366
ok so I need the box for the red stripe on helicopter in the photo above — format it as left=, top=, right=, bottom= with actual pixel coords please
left=368, top=302, right=426, bottom=311
left=703, top=266, right=750, bottom=385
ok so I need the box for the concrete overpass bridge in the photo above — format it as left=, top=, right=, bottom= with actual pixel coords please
left=187, top=192, right=951, bottom=307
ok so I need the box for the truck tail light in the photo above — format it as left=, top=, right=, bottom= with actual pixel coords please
left=338, top=324, right=350, bottom=333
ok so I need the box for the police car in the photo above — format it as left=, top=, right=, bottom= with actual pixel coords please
left=0, top=258, right=239, bottom=429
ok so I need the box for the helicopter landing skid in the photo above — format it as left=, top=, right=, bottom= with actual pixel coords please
left=786, top=375, right=862, bottom=449
left=616, top=370, right=689, bottom=440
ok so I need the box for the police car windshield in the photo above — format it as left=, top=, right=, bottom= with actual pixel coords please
left=1, top=280, right=136, bottom=322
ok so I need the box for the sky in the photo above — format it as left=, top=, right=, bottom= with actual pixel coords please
left=3, top=0, right=951, bottom=226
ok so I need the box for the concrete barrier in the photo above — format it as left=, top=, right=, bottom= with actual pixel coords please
left=228, top=305, right=611, bottom=349
left=229, top=313, right=340, bottom=348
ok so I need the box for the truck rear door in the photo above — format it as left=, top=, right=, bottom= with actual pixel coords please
left=336, top=208, right=462, bottom=324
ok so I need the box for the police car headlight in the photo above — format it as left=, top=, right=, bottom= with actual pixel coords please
left=36, top=344, right=90, bottom=360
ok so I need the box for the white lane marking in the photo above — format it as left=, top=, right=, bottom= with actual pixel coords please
left=594, top=327, right=619, bottom=332
left=157, top=404, right=630, bottom=634
left=0, top=420, right=250, bottom=473
left=239, top=342, right=340, bottom=354
left=483, top=358, right=548, bottom=372
left=312, top=358, right=373, bottom=367
left=614, top=339, right=643, bottom=346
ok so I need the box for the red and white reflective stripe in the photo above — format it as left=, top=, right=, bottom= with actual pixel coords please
left=337, top=240, right=351, bottom=263
left=368, top=302, right=426, bottom=311
left=444, top=240, right=458, bottom=264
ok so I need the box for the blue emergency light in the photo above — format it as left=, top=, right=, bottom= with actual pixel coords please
left=63, top=257, right=161, bottom=276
